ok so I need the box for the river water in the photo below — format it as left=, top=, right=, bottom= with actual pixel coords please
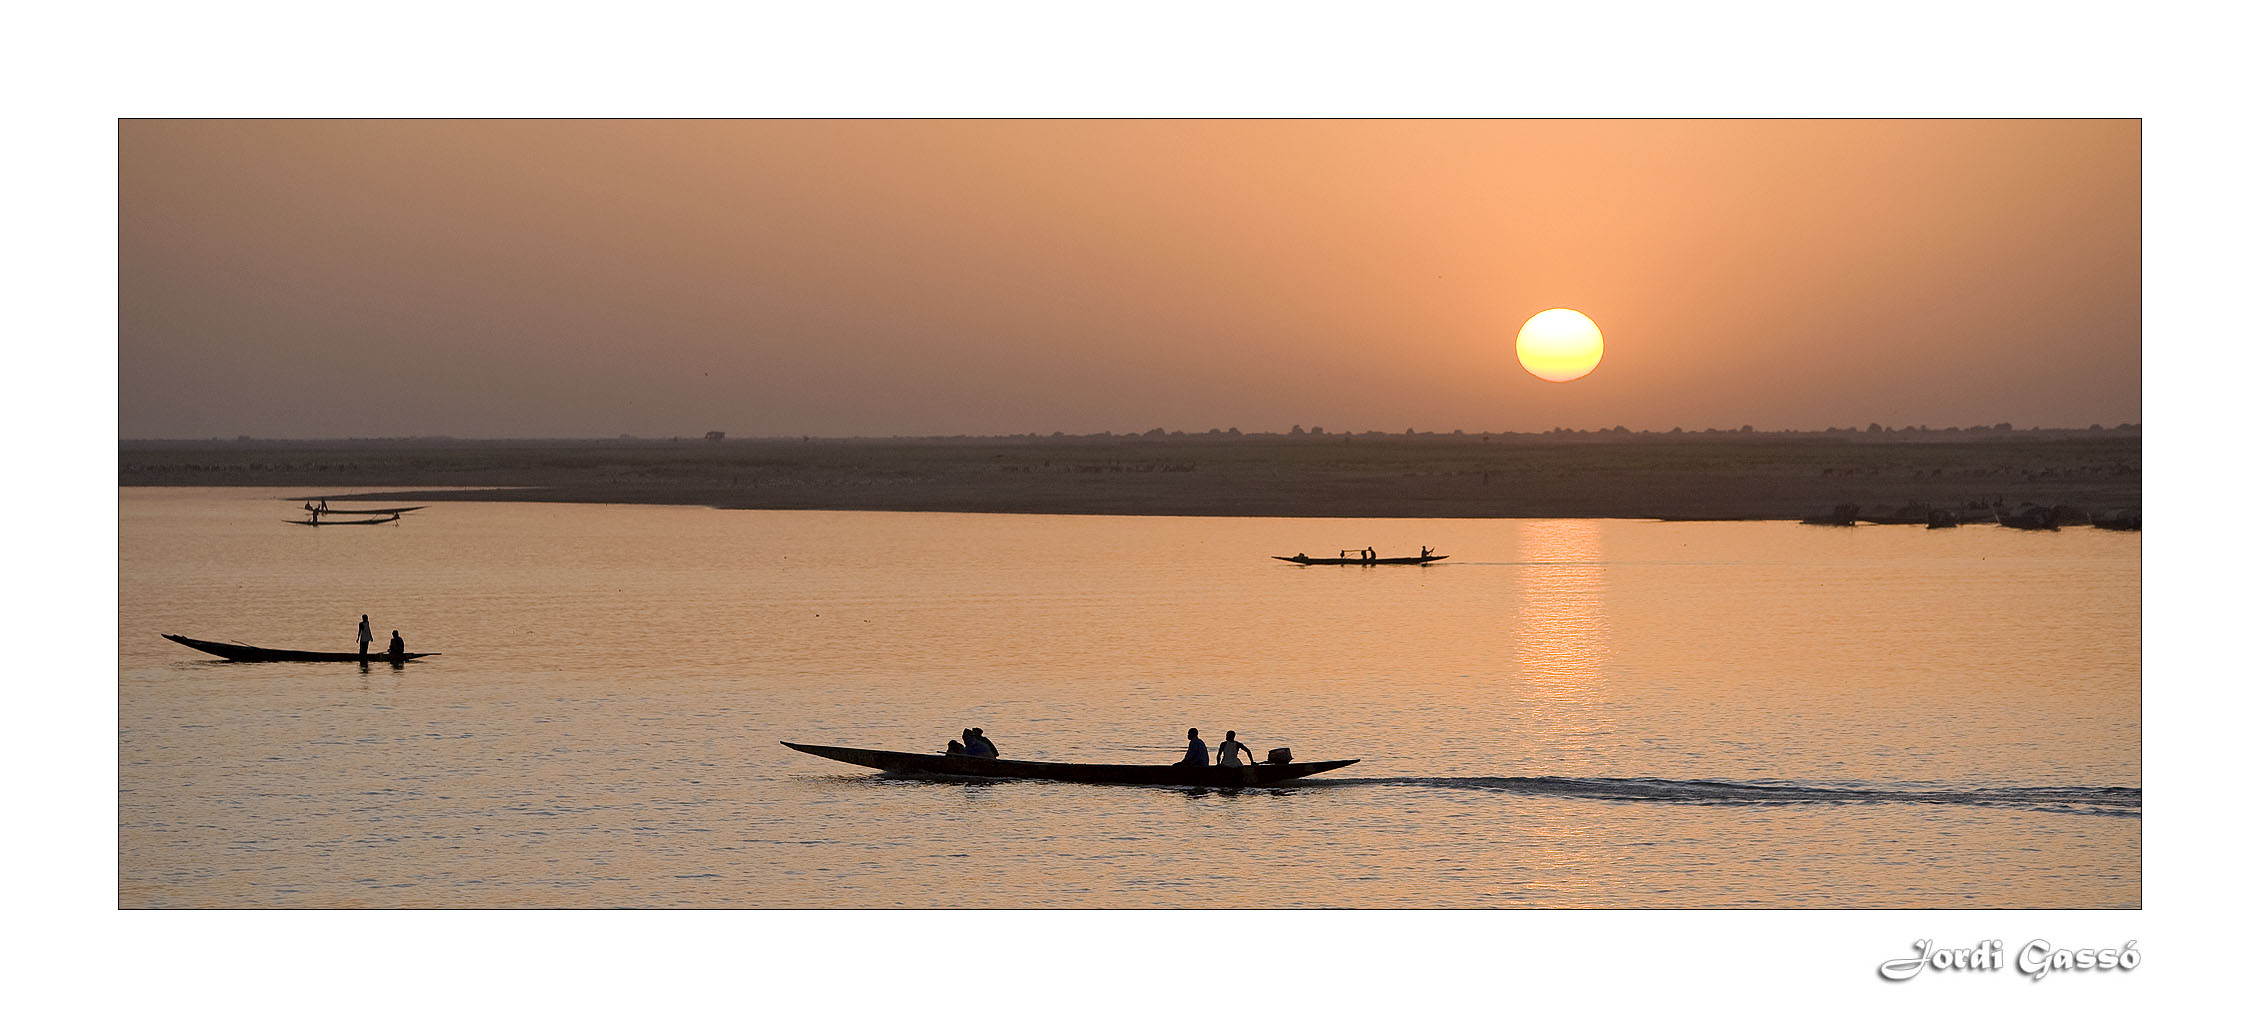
left=117, top=487, right=2139, bottom=908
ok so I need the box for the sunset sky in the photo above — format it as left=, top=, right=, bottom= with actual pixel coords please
left=119, top=119, right=2138, bottom=438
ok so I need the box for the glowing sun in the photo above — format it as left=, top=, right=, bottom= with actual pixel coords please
left=1515, top=308, right=1605, bottom=382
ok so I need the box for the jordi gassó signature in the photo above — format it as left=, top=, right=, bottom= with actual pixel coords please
left=1879, top=939, right=2140, bottom=982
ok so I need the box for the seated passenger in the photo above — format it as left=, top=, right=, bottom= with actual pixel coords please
left=1216, top=730, right=1254, bottom=767
left=963, top=728, right=999, bottom=758
left=946, top=739, right=966, bottom=756
left=1177, top=727, right=1209, bottom=766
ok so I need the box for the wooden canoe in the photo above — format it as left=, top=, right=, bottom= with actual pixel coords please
left=782, top=742, right=1357, bottom=786
left=162, top=633, right=436, bottom=663
left=311, top=506, right=426, bottom=515
left=1273, top=554, right=1446, bottom=565
left=284, top=514, right=400, bottom=525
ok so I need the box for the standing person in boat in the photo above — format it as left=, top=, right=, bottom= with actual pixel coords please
left=386, top=630, right=405, bottom=661
left=1215, top=730, right=1255, bottom=767
left=963, top=728, right=999, bottom=758
left=357, top=614, right=373, bottom=659
left=1177, top=728, right=1209, bottom=766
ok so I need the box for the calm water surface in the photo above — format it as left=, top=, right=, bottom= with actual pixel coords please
left=118, top=488, right=2139, bottom=907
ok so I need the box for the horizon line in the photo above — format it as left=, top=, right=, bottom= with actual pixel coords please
left=122, top=423, right=2143, bottom=445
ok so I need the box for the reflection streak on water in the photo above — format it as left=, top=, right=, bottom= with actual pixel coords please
left=1512, top=519, right=1610, bottom=697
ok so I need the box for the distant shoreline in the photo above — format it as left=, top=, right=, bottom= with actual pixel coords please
left=119, top=430, right=2142, bottom=522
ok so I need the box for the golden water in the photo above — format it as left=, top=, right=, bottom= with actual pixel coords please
left=119, top=488, right=2139, bottom=907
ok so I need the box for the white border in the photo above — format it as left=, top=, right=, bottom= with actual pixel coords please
left=25, top=1, right=2245, bottom=1021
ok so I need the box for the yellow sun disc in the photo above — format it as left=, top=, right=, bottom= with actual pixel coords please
left=1515, top=308, right=1605, bottom=382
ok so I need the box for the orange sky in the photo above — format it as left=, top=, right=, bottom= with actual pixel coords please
left=118, top=119, right=2138, bottom=438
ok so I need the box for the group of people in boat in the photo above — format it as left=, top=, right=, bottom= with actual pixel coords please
left=1175, top=727, right=1258, bottom=767
left=945, top=728, right=999, bottom=758
left=303, top=499, right=330, bottom=524
left=357, top=613, right=408, bottom=661
left=944, top=726, right=1268, bottom=767
left=1310, top=546, right=1434, bottom=561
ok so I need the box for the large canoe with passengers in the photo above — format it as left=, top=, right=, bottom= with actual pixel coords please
left=1274, top=553, right=1446, bottom=565
left=782, top=742, right=1358, bottom=786
left=162, top=633, right=438, bottom=663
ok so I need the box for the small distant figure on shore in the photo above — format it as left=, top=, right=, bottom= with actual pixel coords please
left=357, top=614, right=372, bottom=659
left=1216, top=730, right=1254, bottom=767
left=1178, top=727, right=1209, bottom=766
left=962, top=728, right=998, bottom=758
left=387, top=630, right=405, bottom=660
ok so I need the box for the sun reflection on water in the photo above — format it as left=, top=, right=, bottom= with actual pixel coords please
left=1512, top=519, right=1611, bottom=697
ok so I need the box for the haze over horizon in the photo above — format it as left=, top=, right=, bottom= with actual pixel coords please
left=120, top=120, right=2139, bottom=439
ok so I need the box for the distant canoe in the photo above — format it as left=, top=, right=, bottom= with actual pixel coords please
left=162, top=633, right=436, bottom=663
left=782, top=742, right=1358, bottom=787
left=1274, top=554, right=1447, bottom=565
left=283, top=514, right=400, bottom=525
left=311, top=506, right=425, bottom=515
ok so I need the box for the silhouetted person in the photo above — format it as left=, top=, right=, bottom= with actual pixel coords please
left=963, top=728, right=998, bottom=758
left=1216, top=730, right=1254, bottom=767
left=357, top=614, right=372, bottom=659
left=387, top=630, right=405, bottom=660
left=1420, top=545, right=1432, bottom=559
left=946, top=739, right=967, bottom=756
left=1178, top=728, right=1209, bottom=766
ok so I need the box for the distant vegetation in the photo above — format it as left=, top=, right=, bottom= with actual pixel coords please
left=121, top=426, right=2140, bottom=522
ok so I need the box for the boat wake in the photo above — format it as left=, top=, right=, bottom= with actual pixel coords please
left=1312, top=775, right=2139, bottom=817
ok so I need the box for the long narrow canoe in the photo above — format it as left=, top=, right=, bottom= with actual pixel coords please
left=163, top=633, right=436, bottom=663
left=310, top=506, right=426, bottom=515
left=283, top=514, right=400, bottom=525
left=782, top=741, right=1357, bottom=786
left=1273, top=554, right=1446, bottom=565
